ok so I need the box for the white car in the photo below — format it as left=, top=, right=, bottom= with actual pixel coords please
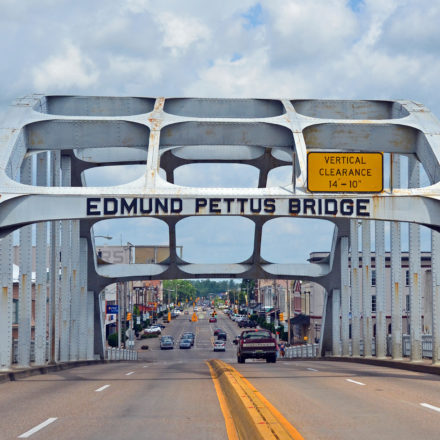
left=213, top=340, right=226, bottom=352
left=144, top=326, right=161, bottom=334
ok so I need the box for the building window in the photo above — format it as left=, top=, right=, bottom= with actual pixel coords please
left=405, top=295, right=410, bottom=312
left=13, top=299, right=18, bottom=324
left=371, top=269, right=376, bottom=286
left=371, top=295, right=376, bottom=313
left=405, top=270, right=409, bottom=286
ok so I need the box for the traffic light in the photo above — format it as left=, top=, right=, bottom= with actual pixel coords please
left=279, top=313, right=284, bottom=321
left=126, top=312, right=132, bottom=321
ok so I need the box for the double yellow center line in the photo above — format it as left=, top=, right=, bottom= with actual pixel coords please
left=207, top=359, right=304, bottom=440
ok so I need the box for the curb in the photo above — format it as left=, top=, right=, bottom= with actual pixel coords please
left=282, top=356, right=440, bottom=375
left=0, top=359, right=134, bottom=384
left=208, top=359, right=303, bottom=440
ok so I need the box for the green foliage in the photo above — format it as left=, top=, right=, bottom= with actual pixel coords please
left=134, top=323, right=143, bottom=333
left=107, top=332, right=119, bottom=347
left=163, top=279, right=197, bottom=303
left=141, top=333, right=159, bottom=339
left=133, top=305, right=140, bottom=316
left=107, top=330, right=126, bottom=347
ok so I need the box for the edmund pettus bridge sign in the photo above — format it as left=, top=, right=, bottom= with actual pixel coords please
left=0, top=95, right=440, bottom=284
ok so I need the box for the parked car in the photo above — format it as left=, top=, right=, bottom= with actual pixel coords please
left=213, top=340, right=226, bottom=352
left=179, top=338, right=192, bottom=349
left=144, top=326, right=161, bottom=334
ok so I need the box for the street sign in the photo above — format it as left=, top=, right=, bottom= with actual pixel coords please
left=106, top=304, right=119, bottom=314
left=307, top=152, right=383, bottom=193
left=191, top=312, right=198, bottom=322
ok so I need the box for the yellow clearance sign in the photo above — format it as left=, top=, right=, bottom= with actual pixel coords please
left=307, top=152, right=383, bottom=193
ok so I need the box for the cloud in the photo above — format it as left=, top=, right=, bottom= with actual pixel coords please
left=32, top=42, right=99, bottom=91
left=155, top=12, right=211, bottom=56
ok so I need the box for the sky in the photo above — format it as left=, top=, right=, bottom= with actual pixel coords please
left=1, top=0, right=439, bottom=265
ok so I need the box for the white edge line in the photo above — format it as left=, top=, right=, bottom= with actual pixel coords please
left=125, top=371, right=135, bottom=376
left=346, top=379, right=366, bottom=386
left=18, top=418, right=58, bottom=438
left=307, top=368, right=319, bottom=372
left=95, top=384, right=110, bottom=392
left=420, top=403, right=440, bottom=413
left=143, top=365, right=149, bottom=368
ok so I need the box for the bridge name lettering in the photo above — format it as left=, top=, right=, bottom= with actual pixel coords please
left=86, top=197, right=370, bottom=217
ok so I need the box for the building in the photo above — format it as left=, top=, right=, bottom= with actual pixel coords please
left=257, top=251, right=433, bottom=345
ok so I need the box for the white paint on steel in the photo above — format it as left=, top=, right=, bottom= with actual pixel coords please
left=87, top=290, right=94, bottom=360
left=350, top=219, right=361, bottom=357
left=362, top=220, right=372, bottom=358
left=391, top=154, right=403, bottom=360
left=60, top=155, right=72, bottom=362
left=340, top=237, right=350, bottom=357
left=34, top=152, right=48, bottom=366
left=409, top=156, right=422, bottom=362
left=17, top=157, right=32, bottom=368
left=49, top=151, right=61, bottom=364
left=0, top=234, right=13, bottom=370
left=78, top=238, right=88, bottom=360
left=432, top=231, right=440, bottom=364
left=17, top=417, right=58, bottom=438
left=69, top=220, right=80, bottom=361
left=332, top=289, right=341, bottom=356
left=375, top=220, right=387, bottom=358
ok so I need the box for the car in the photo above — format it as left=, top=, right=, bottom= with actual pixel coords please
left=217, top=332, right=227, bottom=341
left=213, top=328, right=223, bottom=336
left=235, top=329, right=277, bottom=364
left=213, top=340, right=226, bottom=352
left=209, top=317, right=217, bottom=323
left=160, top=338, right=174, bottom=350
left=179, top=338, right=192, bottom=349
left=144, top=326, right=161, bottom=334
left=182, top=332, right=195, bottom=345
left=184, top=310, right=189, bottom=315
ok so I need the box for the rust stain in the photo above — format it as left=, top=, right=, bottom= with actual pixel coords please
left=2, top=286, right=7, bottom=298
left=205, top=128, right=214, bottom=136
left=394, top=282, right=399, bottom=299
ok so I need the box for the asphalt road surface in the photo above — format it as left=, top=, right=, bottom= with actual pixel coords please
left=1, top=309, right=440, bottom=439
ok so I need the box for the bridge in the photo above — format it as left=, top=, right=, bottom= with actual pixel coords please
left=0, top=95, right=440, bottom=439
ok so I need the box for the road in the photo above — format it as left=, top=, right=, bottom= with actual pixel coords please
left=1, top=309, right=439, bottom=439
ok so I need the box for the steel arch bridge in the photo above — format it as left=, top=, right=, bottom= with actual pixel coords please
left=0, top=95, right=439, bottom=368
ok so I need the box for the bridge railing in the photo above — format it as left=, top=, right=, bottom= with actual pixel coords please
left=105, top=347, right=138, bottom=361
left=284, top=335, right=435, bottom=359
left=284, top=344, right=320, bottom=359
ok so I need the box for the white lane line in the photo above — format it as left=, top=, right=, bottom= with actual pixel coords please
left=420, top=403, right=440, bottom=413
left=307, top=368, right=319, bottom=372
left=346, top=379, right=366, bottom=386
left=143, top=365, right=149, bottom=368
left=95, top=385, right=110, bottom=392
left=18, top=418, right=58, bottom=438
left=125, top=371, right=135, bottom=376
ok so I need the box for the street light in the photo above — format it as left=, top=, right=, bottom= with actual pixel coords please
left=94, top=235, right=112, bottom=240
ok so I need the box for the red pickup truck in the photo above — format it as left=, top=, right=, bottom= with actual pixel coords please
left=235, top=329, right=277, bottom=363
